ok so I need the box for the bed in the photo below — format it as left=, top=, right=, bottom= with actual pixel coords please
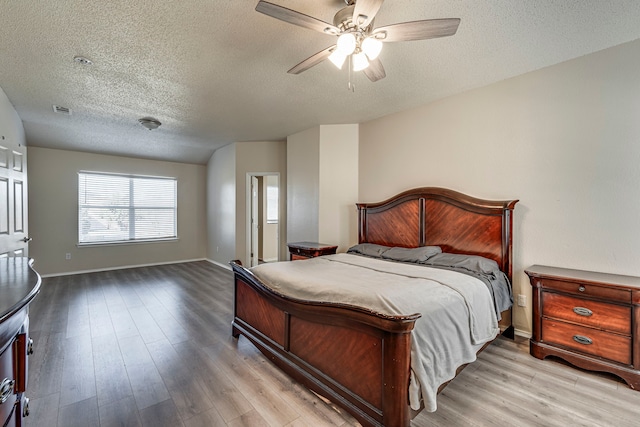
left=230, top=187, right=518, bottom=427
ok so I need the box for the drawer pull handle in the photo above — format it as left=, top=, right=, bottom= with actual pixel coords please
left=573, top=307, right=593, bottom=317
left=0, top=378, right=15, bottom=404
left=22, top=396, right=30, bottom=417
left=573, top=335, right=593, bottom=345
left=578, top=286, right=586, bottom=292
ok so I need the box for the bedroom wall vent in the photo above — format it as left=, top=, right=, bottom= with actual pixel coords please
left=52, top=105, right=72, bottom=115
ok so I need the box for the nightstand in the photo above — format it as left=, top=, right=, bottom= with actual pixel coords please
left=287, top=242, right=338, bottom=261
left=526, top=264, right=640, bottom=390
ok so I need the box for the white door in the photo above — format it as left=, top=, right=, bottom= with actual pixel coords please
left=0, top=136, right=29, bottom=257
left=250, top=176, right=259, bottom=267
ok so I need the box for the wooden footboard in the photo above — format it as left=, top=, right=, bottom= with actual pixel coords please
left=231, top=262, right=420, bottom=427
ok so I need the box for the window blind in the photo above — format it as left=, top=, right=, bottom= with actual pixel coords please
left=78, top=171, right=177, bottom=244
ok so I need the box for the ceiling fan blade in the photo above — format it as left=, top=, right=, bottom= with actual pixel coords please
left=372, top=18, right=461, bottom=42
left=363, top=57, right=386, bottom=82
left=352, top=0, right=385, bottom=28
left=256, top=1, right=340, bottom=35
left=287, top=46, right=336, bottom=74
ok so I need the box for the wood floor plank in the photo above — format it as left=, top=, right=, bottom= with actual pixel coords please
left=118, top=335, right=171, bottom=411
left=182, top=407, right=227, bottom=427
left=27, top=332, right=65, bottom=399
left=57, top=396, right=100, bottom=427
left=59, top=333, right=96, bottom=407
left=138, top=399, right=185, bottom=427
left=236, top=336, right=355, bottom=426
left=200, top=340, right=300, bottom=426
left=226, top=409, right=271, bottom=427
left=128, top=305, right=167, bottom=344
left=174, top=340, right=254, bottom=423
left=24, top=261, right=640, bottom=427
left=23, top=392, right=60, bottom=427
left=92, top=333, right=134, bottom=407
left=146, top=338, right=215, bottom=420
left=107, top=303, right=140, bottom=340
left=98, top=396, right=142, bottom=427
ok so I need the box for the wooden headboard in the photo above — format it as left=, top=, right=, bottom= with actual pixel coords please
left=357, top=187, right=519, bottom=280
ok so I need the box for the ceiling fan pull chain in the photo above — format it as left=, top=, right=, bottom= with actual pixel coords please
left=348, top=55, right=355, bottom=92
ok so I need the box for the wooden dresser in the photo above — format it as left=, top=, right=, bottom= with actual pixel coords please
left=526, top=264, right=640, bottom=389
left=287, top=241, right=338, bottom=261
left=0, top=258, right=41, bottom=427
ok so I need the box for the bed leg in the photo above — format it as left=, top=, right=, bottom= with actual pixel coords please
left=383, top=331, right=412, bottom=427
left=502, top=325, right=515, bottom=339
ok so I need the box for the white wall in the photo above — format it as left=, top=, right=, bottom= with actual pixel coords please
left=0, top=87, right=25, bottom=155
left=287, top=125, right=359, bottom=252
left=206, top=143, right=236, bottom=266
left=28, top=146, right=207, bottom=276
left=359, top=39, right=640, bottom=335
left=318, top=125, right=359, bottom=252
left=287, top=127, right=320, bottom=243
left=235, top=141, right=287, bottom=265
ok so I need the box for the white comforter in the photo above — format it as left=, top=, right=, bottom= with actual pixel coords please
left=250, top=253, right=499, bottom=412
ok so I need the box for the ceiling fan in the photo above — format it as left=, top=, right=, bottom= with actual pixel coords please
left=255, top=0, right=461, bottom=82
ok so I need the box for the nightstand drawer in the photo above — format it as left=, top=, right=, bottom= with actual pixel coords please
left=542, top=292, right=631, bottom=335
left=541, top=319, right=631, bottom=365
left=540, top=278, right=631, bottom=303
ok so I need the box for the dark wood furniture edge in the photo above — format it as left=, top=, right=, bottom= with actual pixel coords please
left=231, top=187, right=518, bottom=427
left=526, top=265, right=640, bottom=390
left=356, top=186, right=518, bottom=281
left=0, top=259, right=42, bottom=325
left=530, top=341, right=640, bottom=389
left=231, top=262, right=418, bottom=427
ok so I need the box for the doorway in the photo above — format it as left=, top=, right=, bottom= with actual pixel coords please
left=0, top=136, right=29, bottom=257
left=246, top=173, right=280, bottom=267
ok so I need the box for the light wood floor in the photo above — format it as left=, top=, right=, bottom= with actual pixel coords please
left=24, top=261, right=640, bottom=427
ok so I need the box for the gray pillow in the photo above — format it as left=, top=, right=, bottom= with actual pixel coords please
left=424, top=253, right=500, bottom=275
left=381, top=246, right=442, bottom=263
left=346, top=243, right=390, bottom=258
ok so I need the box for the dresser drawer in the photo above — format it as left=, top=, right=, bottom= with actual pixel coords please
left=540, top=278, right=630, bottom=303
left=542, top=292, right=631, bottom=335
left=541, top=319, right=631, bottom=365
left=0, top=343, right=16, bottom=425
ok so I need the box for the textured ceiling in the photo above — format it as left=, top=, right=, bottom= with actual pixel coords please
left=1, top=1, right=640, bottom=164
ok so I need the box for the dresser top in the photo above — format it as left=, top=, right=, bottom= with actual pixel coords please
left=525, top=264, right=640, bottom=289
left=0, top=257, right=41, bottom=325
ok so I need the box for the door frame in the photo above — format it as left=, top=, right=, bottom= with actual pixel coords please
left=245, top=172, right=280, bottom=267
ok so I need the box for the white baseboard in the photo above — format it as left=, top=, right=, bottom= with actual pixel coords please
left=40, top=258, right=207, bottom=278
left=206, top=258, right=232, bottom=271
left=514, top=328, right=532, bottom=339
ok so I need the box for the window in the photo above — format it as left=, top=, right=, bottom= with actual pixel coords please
left=78, top=171, right=177, bottom=244
left=266, top=176, right=278, bottom=224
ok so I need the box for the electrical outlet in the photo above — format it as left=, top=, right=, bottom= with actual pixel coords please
left=517, top=294, right=526, bottom=307
left=65, top=253, right=71, bottom=260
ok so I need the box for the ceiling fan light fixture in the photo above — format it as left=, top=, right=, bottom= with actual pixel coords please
left=328, top=50, right=347, bottom=69
left=352, top=51, right=370, bottom=71
left=362, top=37, right=382, bottom=60
left=336, top=33, right=357, bottom=55
left=138, top=117, right=161, bottom=131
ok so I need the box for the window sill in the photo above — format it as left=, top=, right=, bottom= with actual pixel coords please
left=77, top=237, right=178, bottom=248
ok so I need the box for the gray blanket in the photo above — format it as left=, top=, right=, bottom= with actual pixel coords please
left=250, top=253, right=499, bottom=412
